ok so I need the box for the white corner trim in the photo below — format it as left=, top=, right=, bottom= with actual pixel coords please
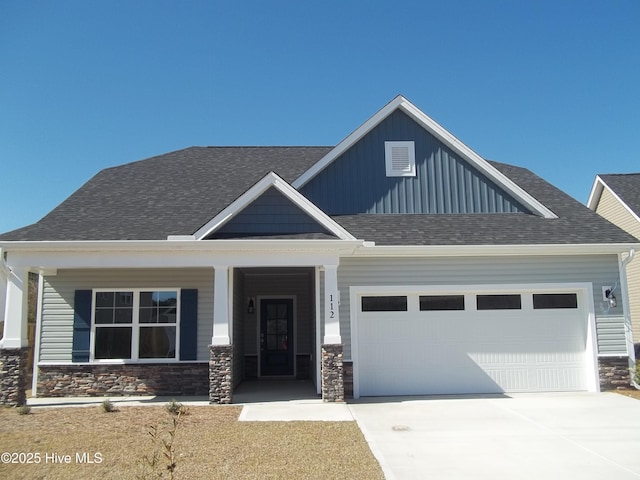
left=292, top=95, right=557, bottom=219
left=193, top=171, right=356, bottom=241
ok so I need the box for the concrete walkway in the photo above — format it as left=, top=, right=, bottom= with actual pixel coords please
left=348, top=392, right=640, bottom=480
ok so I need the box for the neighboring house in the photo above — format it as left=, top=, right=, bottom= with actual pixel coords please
left=588, top=174, right=640, bottom=356
left=0, top=95, right=638, bottom=406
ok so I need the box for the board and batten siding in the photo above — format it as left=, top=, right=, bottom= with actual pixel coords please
left=337, top=255, right=626, bottom=359
left=595, top=187, right=640, bottom=345
left=301, top=109, right=528, bottom=215
left=39, top=268, right=214, bottom=363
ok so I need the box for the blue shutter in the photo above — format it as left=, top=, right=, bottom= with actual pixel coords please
left=180, top=289, right=198, bottom=360
left=72, top=290, right=92, bottom=362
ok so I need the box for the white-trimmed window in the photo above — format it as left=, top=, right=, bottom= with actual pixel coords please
left=385, top=141, right=416, bottom=177
left=92, top=289, right=180, bottom=361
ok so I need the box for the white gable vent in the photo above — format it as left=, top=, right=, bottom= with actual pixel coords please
left=385, top=141, right=416, bottom=177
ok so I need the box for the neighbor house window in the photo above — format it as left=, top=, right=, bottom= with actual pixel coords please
left=93, top=289, right=179, bottom=360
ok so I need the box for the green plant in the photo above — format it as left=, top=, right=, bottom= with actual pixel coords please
left=634, top=360, right=640, bottom=386
left=16, top=405, right=31, bottom=415
left=165, top=399, right=187, bottom=416
left=101, top=399, right=116, bottom=413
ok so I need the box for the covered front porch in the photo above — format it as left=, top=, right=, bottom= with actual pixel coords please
left=0, top=241, right=356, bottom=406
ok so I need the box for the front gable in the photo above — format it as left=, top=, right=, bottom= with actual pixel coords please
left=300, top=109, right=530, bottom=215
left=294, top=95, right=556, bottom=219
left=208, top=186, right=336, bottom=239
left=194, top=171, right=356, bottom=241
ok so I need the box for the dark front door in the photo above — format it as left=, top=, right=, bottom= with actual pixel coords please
left=260, top=298, right=294, bottom=376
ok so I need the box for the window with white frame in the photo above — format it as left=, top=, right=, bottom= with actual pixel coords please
left=93, top=289, right=179, bottom=360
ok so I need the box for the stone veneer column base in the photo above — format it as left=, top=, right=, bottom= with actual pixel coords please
left=0, top=347, right=29, bottom=406
left=321, top=344, right=344, bottom=402
left=209, top=345, right=233, bottom=404
left=599, top=356, right=631, bottom=390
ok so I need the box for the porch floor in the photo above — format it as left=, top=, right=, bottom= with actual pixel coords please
left=233, top=379, right=319, bottom=404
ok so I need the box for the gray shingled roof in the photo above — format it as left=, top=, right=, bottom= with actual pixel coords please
left=332, top=162, right=638, bottom=246
left=599, top=173, right=640, bottom=218
left=0, top=147, right=332, bottom=241
left=0, top=148, right=636, bottom=246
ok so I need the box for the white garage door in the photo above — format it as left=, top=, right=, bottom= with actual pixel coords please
left=355, top=287, right=593, bottom=397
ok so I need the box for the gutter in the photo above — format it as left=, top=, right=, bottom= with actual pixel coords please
left=350, top=242, right=640, bottom=257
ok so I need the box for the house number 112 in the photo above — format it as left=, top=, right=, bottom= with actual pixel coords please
left=329, top=294, right=335, bottom=318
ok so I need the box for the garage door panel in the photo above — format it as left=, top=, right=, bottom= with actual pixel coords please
left=356, top=289, right=589, bottom=396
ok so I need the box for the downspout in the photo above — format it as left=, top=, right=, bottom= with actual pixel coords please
left=619, top=249, right=637, bottom=388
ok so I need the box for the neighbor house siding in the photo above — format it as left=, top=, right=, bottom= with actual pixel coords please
left=301, top=110, right=528, bottom=215
left=337, top=255, right=624, bottom=359
left=594, top=187, right=640, bottom=345
left=39, top=268, right=214, bottom=363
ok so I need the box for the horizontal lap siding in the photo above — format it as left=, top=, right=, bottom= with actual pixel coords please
left=39, top=269, right=213, bottom=363
left=338, top=255, right=624, bottom=359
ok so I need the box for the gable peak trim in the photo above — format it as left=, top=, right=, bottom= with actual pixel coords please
left=293, top=95, right=557, bottom=219
left=193, top=171, right=356, bottom=241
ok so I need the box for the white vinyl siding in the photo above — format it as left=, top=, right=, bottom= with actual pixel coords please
left=38, top=268, right=213, bottom=363
left=338, top=254, right=626, bottom=359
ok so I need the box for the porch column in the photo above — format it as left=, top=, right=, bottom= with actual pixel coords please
left=209, top=265, right=233, bottom=404
left=212, top=265, right=231, bottom=345
left=321, top=264, right=344, bottom=402
left=0, top=266, right=29, bottom=406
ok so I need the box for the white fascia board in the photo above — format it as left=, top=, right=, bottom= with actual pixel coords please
left=292, top=95, right=557, bottom=219
left=348, top=242, right=640, bottom=258
left=193, top=171, right=356, bottom=241
left=586, top=175, right=605, bottom=210
left=1, top=239, right=365, bottom=269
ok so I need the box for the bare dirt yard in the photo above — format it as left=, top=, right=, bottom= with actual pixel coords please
left=0, top=404, right=384, bottom=480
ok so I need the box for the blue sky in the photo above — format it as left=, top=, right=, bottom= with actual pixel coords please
left=1, top=1, right=638, bottom=234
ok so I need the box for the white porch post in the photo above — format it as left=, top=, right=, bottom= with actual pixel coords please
left=0, top=266, right=29, bottom=349
left=323, top=264, right=341, bottom=344
left=212, top=265, right=231, bottom=345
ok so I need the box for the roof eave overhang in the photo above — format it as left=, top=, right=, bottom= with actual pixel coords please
left=0, top=239, right=367, bottom=270
left=0, top=238, right=365, bottom=254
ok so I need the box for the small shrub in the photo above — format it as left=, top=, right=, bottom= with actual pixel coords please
left=165, top=399, right=187, bottom=416
left=139, top=411, right=183, bottom=480
left=101, top=399, right=116, bottom=413
left=16, top=405, right=31, bottom=415
left=634, top=360, right=640, bottom=386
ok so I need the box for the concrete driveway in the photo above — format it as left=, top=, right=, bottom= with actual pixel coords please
left=348, top=392, right=640, bottom=480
